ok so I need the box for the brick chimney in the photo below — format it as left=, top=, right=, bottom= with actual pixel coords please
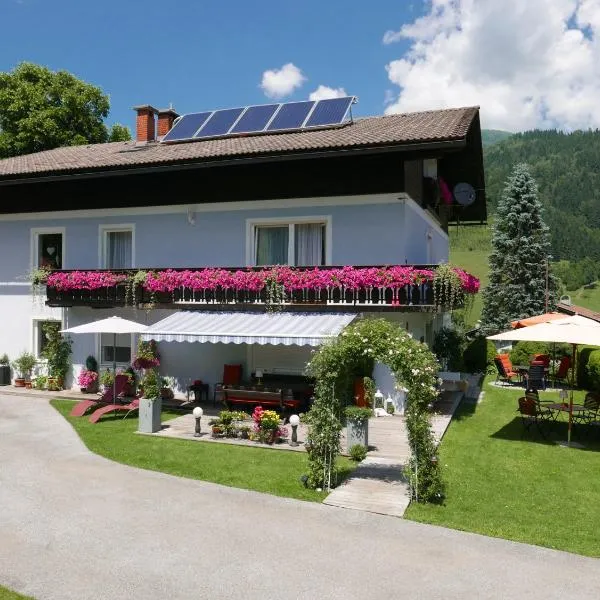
left=133, top=105, right=158, bottom=142
left=157, top=107, right=179, bottom=139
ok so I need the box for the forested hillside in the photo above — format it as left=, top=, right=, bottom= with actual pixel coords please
left=484, top=130, right=600, bottom=261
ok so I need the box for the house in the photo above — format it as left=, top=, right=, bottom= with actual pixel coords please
left=0, top=98, right=485, bottom=397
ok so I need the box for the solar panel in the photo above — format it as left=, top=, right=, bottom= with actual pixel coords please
left=161, top=112, right=212, bottom=142
left=305, top=97, right=354, bottom=128
left=230, top=104, right=279, bottom=134
left=266, top=101, right=315, bottom=131
left=196, top=107, right=245, bottom=138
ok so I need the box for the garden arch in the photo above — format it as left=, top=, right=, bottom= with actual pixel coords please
left=305, top=317, right=444, bottom=502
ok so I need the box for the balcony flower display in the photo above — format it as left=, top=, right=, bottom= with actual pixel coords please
left=77, top=369, right=98, bottom=393
left=132, top=339, right=160, bottom=370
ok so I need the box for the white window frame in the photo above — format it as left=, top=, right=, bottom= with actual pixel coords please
left=245, top=216, right=332, bottom=267
left=31, top=317, right=62, bottom=360
left=97, top=332, right=135, bottom=369
left=30, top=227, right=66, bottom=271
left=98, top=224, right=136, bottom=269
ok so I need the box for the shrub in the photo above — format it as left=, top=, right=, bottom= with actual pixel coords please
left=32, top=375, right=47, bottom=389
left=349, top=444, right=367, bottom=462
left=509, top=341, right=550, bottom=367
left=386, top=403, right=395, bottom=415
left=140, top=368, right=160, bottom=399
left=462, top=335, right=492, bottom=373
left=41, top=322, right=72, bottom=381
left=0, top=353, right=9, bottom=366
left=85, top=355, right=98, bottom=372
left=344, top=406, right=373, bottom=426
left=585, top=350, right=600, bottom=390
left=577, top=347, right=596, bottom=388
left=12, top=351, right=37, bottom=379
left=432, top=326, right=464, bottom=371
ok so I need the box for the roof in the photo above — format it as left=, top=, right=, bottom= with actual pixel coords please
left=511, top=313, right=566, bottom=328
left=556, top=302, right=600, bottom=324
left=0, top=106, right=479, bottom=180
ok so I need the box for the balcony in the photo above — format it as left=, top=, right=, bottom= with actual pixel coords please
left=43, top=265, right=479, bottom=312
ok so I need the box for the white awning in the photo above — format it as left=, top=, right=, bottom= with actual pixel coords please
left=141, top=311, right=357, bottom=346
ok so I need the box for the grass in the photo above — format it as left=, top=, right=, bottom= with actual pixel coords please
left=566, top=284, right=600, bottom=313
left=405, top=378, right=600, bottom=557
left=50, top=400, right=353, bottom=503
left=0, top=586, right=33, bottom=600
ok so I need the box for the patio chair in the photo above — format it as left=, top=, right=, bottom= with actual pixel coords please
left=517, top=396, right=548, bottom=439
left=533, top=354, right=551, bottom=368
left=494, top=355, right=518, bottom=385
left=525, top=387, right=557, bottom=420
left=213, top=364, right=243, bottom=406
left=525, top=362, right=546, bottom=391
left=70, top=374, right=129, bottom=417
left=572, top=392, right=600, bottom=426
left=88, top=397, right=140, bottom=424
left=553, top=356, right=571, bottom=386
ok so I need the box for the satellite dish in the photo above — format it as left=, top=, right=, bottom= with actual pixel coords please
left=453, top=182, right=476, bottom=206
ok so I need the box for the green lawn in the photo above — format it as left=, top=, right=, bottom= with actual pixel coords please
left=51, top=400, right=353, bottom=502
left=0, top=586, right=33, bottom=600
left=406, top=379, right=600, bottom=557
left=567, top=284, right=600, bottom=313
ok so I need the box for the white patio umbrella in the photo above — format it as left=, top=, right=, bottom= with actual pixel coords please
left=488, top=315, right=600, bottom=445
left=61, top=316, right=148, bottom=401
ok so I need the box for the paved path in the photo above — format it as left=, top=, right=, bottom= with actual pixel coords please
left=1, top=394, right=599, bottom=600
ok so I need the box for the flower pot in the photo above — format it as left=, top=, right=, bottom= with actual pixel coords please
left=211, top=426, right=224, bottom=438
left=24, top=381, right=33, bottom=389
left=138, top=396, right=162, bottom=433
left=14, top=378, right=25, bottom=388
left=0, top=364, right=11, bottom=385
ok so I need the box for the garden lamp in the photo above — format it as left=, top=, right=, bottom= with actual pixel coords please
left=374, top=389, right=384, bottom=409
left=193, top=406, right=203, bottom=437
left=255, top=369, right=263, bottom=385
left=289, top=414, right=300, bottom=446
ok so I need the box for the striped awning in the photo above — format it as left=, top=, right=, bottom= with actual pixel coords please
left=141, top=311, right=357, bottom=346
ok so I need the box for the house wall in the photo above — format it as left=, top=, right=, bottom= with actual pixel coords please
left=0, top=193, right=448, bottom=386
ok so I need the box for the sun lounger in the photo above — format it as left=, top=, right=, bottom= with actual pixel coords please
left=70, top=374, right=129, bottom=417
left=88, top=397, right=140, bottom=424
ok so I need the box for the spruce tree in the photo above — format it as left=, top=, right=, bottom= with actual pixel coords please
left=481, top=163, right=557, bottom=333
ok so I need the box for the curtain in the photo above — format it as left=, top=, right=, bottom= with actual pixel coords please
left=255, top=226, right=288, bottom=265
left=107, top=231, right=132, bottom=269
left=101, top=333, right=131, bottom=363
left=295, top=223, right=324, bottom=266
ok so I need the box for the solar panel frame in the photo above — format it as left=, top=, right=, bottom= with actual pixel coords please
left=304, top=97, right=354, bottom=128
left=230, top=103, right=280, bottom=134
left=195, top=107, right=246, bottom=139
left=161, top=111, right=213, bottom=143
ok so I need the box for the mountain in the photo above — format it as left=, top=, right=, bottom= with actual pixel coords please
left=483, top=129, right=600, bottom=262
left=481, top=129, right=513, bottom=146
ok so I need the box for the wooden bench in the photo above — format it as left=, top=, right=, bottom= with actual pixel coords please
left=221, top=387, right=301, bottom=412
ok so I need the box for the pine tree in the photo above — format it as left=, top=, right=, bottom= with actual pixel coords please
left=481, top=163, right=558, bottom=333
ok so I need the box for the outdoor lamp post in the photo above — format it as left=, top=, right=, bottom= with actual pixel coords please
left=255, top=369, right=263, bottom=386
left=193, top=406, right=203, bottom=437
left=374, top=389, right=384, bottom=410
left=289, top=414, right=300, bottom=446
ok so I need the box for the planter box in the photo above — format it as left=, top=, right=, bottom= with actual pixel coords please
left=138, top=397, right=162, bottom=433
left=0, top=365, right=10, bottom=385
left=346, top=421, right=369, bottom=451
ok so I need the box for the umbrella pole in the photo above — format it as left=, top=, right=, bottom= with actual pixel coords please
left=568, top=343, right=576, bottom=446
left=113, top=332, right=117, bottom=413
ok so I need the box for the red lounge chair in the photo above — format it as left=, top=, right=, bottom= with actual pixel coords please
left=494, top=354, right=518, bottom=385
left=88, top=398, right=141, bottom=424
left=553, top=356, right=571, bottom=385
left=70, top=374, right=129, bottom=417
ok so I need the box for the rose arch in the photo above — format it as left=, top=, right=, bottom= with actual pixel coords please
left=305, top=317, right=444, bottom=503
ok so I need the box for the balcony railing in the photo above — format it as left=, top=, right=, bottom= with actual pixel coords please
left=43, top=265, right=479, bottom=311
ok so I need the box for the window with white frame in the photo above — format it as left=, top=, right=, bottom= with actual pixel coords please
left=33, top=319, right=61, bottom=359
left=32, top=229, right=64, bottom=270
left=100, top=333, right=132, bottom=365
left=100, top=226, right=134, bottom=269
left=251, top=220, right=328, bottom=266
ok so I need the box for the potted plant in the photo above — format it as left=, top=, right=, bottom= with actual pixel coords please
left=122, top=367, right=137, bottom=397
left=344, top=406, right=373, bottom=452
left=0, top=353, right=10, bottom=385
left=160, top=376, right=175, bottom=400
left=41, top=322, right=72, bottom=391
left=12, top=351, right=37, bottom=387
left=32, top=375, right=47, bottom=390
left=99, top=369, right=114, bottom=393
left=77, top=369, right=99, bottom=393
left=138, top=367, right=162, bottom=433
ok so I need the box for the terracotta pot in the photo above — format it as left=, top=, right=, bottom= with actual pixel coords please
left=14, top=378, right=25, bottom=388
left=24, top=381, right=32, bottom=389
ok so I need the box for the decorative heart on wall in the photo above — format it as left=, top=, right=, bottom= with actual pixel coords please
left=47, top=247, right=56, bottom=256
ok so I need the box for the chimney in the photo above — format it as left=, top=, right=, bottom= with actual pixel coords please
left=157, top=107, right=179, bottom=139
left=133, top=104, right=158, bottom=142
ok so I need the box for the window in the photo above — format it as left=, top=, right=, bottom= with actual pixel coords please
left=100, top=333, right=132, bottom=365
left=251, top=220, right=328, bottom=266
left=32, top=229, right=65, bottom=270
left=33, top=320, right=61, bottom=358
left=100, top=225, right=134, bottom=268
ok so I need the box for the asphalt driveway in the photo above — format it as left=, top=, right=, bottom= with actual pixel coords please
left=1, top=394, right=599, bottom=600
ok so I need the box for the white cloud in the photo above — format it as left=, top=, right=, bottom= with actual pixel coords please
left=383, top=0, right=600, bottom=131
left=308, top=85, right=347, bottom=101
left=260, top=63, right=306, bottom=99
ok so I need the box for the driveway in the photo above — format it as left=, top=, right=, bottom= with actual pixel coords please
left=1, top=394, right=599, bottom=600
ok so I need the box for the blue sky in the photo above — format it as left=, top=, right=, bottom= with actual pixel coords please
left=1, top=0, right=418, bottom=129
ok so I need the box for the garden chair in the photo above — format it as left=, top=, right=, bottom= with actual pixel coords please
left=553, top=356, right=571, bottom=386
left=517, top=396, right=548, bottom=439
left=525, top=387, right=557, bottom=421
left=494, top=355, right=518, bottom=385
left=70, top=374, right=129, bottom=417
left=572, top=392, right=600, bottom=426
left=213, top=364, right=243, bottom=406
left=533, top=354, right=551, bottom=368
left=88, top=397, right=140, bottom=424
left=525, top=362, right=546, bottom=391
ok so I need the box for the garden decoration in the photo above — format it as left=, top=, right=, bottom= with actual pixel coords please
left=306, top=318, right=444, bottom=502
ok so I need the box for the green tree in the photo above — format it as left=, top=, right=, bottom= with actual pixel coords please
left=108, top=123, right=132, bottom=142
left=481, top=163, right=558, bottom=333
left=0, top=62, right=111, bottom=158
